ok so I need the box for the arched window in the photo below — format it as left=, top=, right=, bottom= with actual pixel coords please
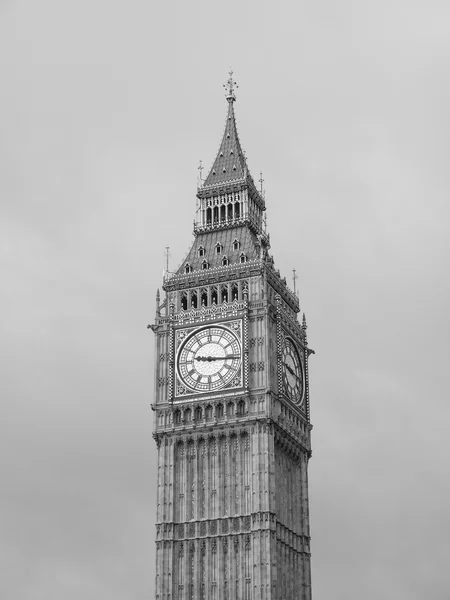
left=220, top=205, right=226, bottom=222
left=194, top=406, right=202, bottom=421
left=211, top=287, right=218, bottom=305
left=216, top=404, right=224, bottom=418
left=233, top=239, right=240, bottom=251
left=231, top=282, right=239, bottom=301
left=234, top=202, right=240, bottom=219
left=191, top=290, right=198, bottom=308
left=215, top=242, right=222, bottom=254
left=227, top=203, right=233, bottom=220
left=201, top=289, right=208, bottom=306
left=213, top=206, right=219, bottom=223
left=226, top=402, right=234, bottom=417
left=185, top=263, right=192, bottom=273
left=202, top=260, right=209, bottom=270
left=205, top=405, right=213, bottom=421
left=239, top=253, right=246, bottom=264
left=184, top=408, right=192, bottom=423
left=222, top=256, right=229, bottom=266
left=206, top=207, right=212, bottom=225
left=237, top=400, right=246, bottom=415
left=174, top=410, right=181, bottom=425
left=198, top=246, right=205, bottom=257
left=180, top=292, right=188, bottom=310
left=221, top=285, right=228, bottom=303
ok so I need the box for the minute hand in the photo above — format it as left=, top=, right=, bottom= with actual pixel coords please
left=195, top=355, right=240, bottom=362
left=285, top=364, right=298, bottom=377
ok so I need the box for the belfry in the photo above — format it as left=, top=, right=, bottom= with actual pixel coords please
left=150, top=73, right=313, bottom=600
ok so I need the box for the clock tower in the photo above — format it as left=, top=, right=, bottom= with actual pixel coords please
left=150, top=74, right=313, bottom=600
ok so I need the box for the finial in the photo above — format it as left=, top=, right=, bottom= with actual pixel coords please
left=156, top=288, right=160, bottom=317
left=224, top=69, right=238, bottom=103
left=259, top=172, right=265, bottom=195
left=198, top=159, right=204, bottom=183
left=292, top=269, right=298, bottom=295
left=165, top=246, right=170, bottom=275
left=302, top=312, right=307, bottom=329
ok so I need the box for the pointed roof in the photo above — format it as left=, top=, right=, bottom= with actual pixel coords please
left=178, top=225, right=260, bottom=274
left=203, top=73, right=249, bottom=188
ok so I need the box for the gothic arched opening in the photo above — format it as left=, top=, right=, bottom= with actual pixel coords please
left=221, top=285, right=228, bottom=303
left=200, top=289, right=208, bottom=306
left=180, top=292, right=188, bottom=310
left=237, top=400, right=246, bottom=415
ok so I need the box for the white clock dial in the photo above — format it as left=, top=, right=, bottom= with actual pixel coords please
left=177, top=326, right=241, bottom=393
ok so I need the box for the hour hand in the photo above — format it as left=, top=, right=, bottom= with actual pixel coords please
left=195, top=355, right=214, bottom=362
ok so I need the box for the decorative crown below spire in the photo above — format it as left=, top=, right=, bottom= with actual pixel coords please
left=224, top=69, right=238, bottom=103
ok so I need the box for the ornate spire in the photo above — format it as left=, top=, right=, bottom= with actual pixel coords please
left=203, top=73, right=248, bottom=188
left=193, top=73, right=267, bottom=241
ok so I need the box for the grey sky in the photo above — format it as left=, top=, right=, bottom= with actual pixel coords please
left=1, top=0, right=449, bottom=598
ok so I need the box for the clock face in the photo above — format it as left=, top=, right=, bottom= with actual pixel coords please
left=177, top=325, right=242, bottom=393
left=282, top=338, right=304, bottom=405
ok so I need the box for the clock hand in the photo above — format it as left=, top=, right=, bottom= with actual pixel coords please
left=285, top=363, right=297, bottom=376
left=195, top=355, right=240, bottom=362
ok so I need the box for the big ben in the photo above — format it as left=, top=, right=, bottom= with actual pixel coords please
left=150, top=73, right=313, bottom=600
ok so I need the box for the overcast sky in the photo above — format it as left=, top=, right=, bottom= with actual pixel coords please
left=1, top=0, right=450, bottom=598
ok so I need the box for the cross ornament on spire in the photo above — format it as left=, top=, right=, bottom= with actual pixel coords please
left=224, top=69, right=238, bottom=102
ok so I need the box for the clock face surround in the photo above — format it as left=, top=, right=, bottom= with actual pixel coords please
left=176, top=324, right=242, bottom=394
left=282, top=337, right=304, bottom=406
